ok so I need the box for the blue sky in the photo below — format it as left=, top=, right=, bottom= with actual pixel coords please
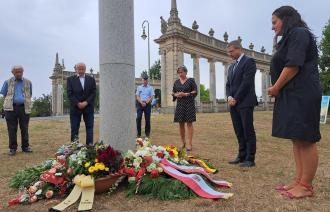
left=0, top=0, right=329, bottom=98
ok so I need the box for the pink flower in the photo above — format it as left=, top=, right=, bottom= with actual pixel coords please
left=28, top=186, right=37, bottom=194
left=45, top=190, right=54, bottom=199
left=28, top=195, right=38, bottom=203
left=67, top=168, right=73, bottom=175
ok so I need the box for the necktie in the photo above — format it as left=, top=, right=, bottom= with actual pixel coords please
left=231, top=60, right=239, bottom=79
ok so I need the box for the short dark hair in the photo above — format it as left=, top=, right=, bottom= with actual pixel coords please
left=177, top=65, right=188, bottom=73
left=227, top=40, right=242, bottom=49
left=272, top=6, right=310, bottom=36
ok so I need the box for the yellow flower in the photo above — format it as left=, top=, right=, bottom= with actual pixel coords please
left=94, top=163, right=99, bottom=171
left=105, top=167, right=109, bottom=172
left=99, top=163, right=105, bottom=171
left=84, top=162, right=91, bottom=168
left=88, top=166, right=95, bottom=173
left=172, top=149, right=178, bottom=156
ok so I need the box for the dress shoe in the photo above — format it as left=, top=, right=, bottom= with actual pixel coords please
left=8, top=149, right=16, bottom=156
left=228, top=158, right=244, bottom=164
left=22, top=147, right=33, bottom=153
left=239, top=161, right=255, bottom=167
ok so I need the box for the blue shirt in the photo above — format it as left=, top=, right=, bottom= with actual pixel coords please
left=0, top=78, right=32, bottom=104
left=135, top=84, right=155, bottom=102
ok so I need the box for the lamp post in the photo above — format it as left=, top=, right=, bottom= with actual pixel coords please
left=141, top=20, right=150, bottom=75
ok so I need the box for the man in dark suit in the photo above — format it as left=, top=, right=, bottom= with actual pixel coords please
left=67, top=63, right=96, bottom=145
left=226, top=40, right=258, bottom=168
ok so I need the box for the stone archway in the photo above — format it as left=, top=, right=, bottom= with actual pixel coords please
left=155, top=0, right=272, bottom=113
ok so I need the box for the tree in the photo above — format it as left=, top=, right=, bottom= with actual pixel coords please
left=200, top=84, right=210, bottom=102
left=140, top=59, right=161, bottom=80
left=149, top=59, right=161, bottom=80
left=31, top=94, right=52, bottom=117
left=0, top=96, right=4, bottom=110
left=319, top=20, right=330, bottom=95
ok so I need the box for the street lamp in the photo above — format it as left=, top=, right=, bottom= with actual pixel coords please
left=141, top=20, right=150, bottom=75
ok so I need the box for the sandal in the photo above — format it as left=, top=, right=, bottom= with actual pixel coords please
left=179, top=142, right=186, bottom=151
left=281, top=182, right=314, bottom=199
left=275, top=178, right=300, bottom=191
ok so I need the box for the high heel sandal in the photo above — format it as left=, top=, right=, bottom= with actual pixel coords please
left=275, top=178, right=300, bottom=191
left=180, top=142, right=186, bottom=151
left=281, top=182, right=314, bottom=199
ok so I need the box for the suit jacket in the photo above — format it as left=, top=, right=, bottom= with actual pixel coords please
left=67, top=74, right=96, bottom=113
left=226, top=55, right=258, bottom=108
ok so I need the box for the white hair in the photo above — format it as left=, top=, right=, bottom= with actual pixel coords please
left=11, top=65, right=24, bottom=72
left=74, top=62, right=86, bottom=70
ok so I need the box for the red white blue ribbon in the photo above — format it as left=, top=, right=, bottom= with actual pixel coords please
left=161, top=159, right=232, bottom=188
left=160, top=163, right=233, bottom=199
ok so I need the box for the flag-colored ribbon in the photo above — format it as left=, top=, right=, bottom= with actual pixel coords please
left=161, top=159, right=232, bottom=188
left=160, top=163, right=233, bottom=199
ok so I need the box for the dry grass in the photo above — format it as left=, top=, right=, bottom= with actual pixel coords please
left=0, top=112, right=330, bottom=212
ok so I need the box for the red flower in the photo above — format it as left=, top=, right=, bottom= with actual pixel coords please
left=169, top=151, right=175, bottom=157
left=169, top=145, right=175, bottom=149
left=136, top=139, right=144, bottom=147
left=150, top=170, right=159, bottom=178
left=144, top=156, right=153, bottom=163
left=124, top=167, right=136, bottom=177
left=156, top=152, right=164, bottom=158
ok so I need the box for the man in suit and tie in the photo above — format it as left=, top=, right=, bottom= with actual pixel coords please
left=226, top=40, right=258, bottom=167
left=67, top=62, right=96, bottom=145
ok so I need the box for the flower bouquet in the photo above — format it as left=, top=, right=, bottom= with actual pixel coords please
left=8, top=141, right=124, bottom=206
left=123, top=138, right=233, bottom=200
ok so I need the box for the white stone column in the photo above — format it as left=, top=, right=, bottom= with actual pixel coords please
left=192, top=54, right=200, bottom=108
left=99, top=0, right=135, bottom=151
left=209, top=59, right=217, bottom=111
left=57, top=84, right=63, bottom=116
left=223, top=62, right=229, bottom=100
left=261, top=70, right=268, bottom=110
left=160, top=50, right=166, bottom=108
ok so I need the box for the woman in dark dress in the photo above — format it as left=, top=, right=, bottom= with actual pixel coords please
left=268, top=6, right=322, bottom=199
left=172, top=66, right=197, bottom=151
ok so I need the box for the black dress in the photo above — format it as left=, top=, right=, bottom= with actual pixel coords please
left=172, top=78, right=197, bottom=123
left=270, top=27, right=322, bottom=142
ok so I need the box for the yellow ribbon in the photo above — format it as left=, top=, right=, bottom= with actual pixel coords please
left=74, top=175, right=94, bottom=188
left=50, top=175, right=95, bottom=212
left=195, top=159, right=217, bottom=173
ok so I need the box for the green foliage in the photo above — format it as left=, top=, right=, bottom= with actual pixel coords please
left=140, top=59, right=161, bottom=80
left=127, top=175, right=197, bottom=200
left=31, top=94, right=52, bottom=117
left=319, top=20, right=330, bottom=95
left=0, top=96, right=4, bottom=110
left=149, top=59, right=161, bottom=80
left=140, top=70, right=148, bottom=79
left=200, top=84, right=210, bottom=102
left=9, top=165, right=48, bottom=189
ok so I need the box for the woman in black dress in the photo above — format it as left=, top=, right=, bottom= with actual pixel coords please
left=269, top=6, right=321, bottom=198
left=172, top=66, right=197, bottom=151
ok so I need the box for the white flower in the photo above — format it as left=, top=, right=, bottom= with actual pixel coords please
left=146, top=163, right=157, bottom=172
left=35, top=189, right=42, bottom=196
left=157, top=167, right=163, bottom=173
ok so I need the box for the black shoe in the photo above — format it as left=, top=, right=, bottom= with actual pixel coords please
left=8, top=149, right=16, bottom=156
left=239, top=161, right=255, bottom=168
left=22, top=147, right=33, bottom=153
left=228, top=158, right=244, bottom=164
